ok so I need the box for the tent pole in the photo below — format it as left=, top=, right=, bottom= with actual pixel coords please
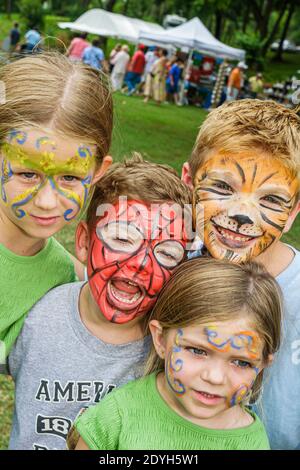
left=179, top=48, right=194, bottom=106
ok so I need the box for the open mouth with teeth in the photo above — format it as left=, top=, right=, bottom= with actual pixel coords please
left=107, top=278, right=145, bottom=312
left=212, top=221, right=262, bottom=250
left=193, top=389, right=224, bottom=405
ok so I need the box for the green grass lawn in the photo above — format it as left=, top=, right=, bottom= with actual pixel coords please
left=0, top=91, right=299, bottom=450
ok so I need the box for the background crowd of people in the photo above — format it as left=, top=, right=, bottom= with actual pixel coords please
left=4, top=24, right=295, bottom=110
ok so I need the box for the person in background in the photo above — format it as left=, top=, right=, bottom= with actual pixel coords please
left=10, top=22, right=20, bottom=52
left=143, top=46, right=158, bottom=103
left=24, top=25, right=41, bottom=53
left=66, top=32, right=89, bottom=62
left=109, top=43, right=122, bottom=73
left=152, top=49, right=168, bottom=105
left=249, top=73, right=264, bottom=98
left=124, top=44, right=146, bottom=96
left=82, top=39, right=105, bottom=71
left=166, top=57, right=183, bottom=104
left=226, top=61, right=248, bottom=101
left=110, top=45, right=130, bottom=91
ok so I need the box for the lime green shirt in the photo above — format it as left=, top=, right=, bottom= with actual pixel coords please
left=75, top=373, right=270, bottom=450
left=0, top=237, right=76, bottom=358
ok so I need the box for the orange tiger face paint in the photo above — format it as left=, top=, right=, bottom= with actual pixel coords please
left=194, top=151, right=299, bottom=262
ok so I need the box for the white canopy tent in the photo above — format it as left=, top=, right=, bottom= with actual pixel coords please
left=139, top=17, right=245, bottom=60
left=58, top=9, right=164, bottom=44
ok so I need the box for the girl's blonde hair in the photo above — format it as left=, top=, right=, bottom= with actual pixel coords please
left=0, top=52, right=113, bottom=165
left=145, top=257, right=282, bottom=402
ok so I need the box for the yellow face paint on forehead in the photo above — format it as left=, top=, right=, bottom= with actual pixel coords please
left=0, top=130, right=97, bottom=221
left=1, top=142, right=95, bottom=178
left=194, top=151, right=299, bottom=262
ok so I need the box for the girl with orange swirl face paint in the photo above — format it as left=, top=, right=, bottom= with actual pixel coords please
left=193, top=151, right=299, bottom=263
left=145, top=258, right=281, bottom=444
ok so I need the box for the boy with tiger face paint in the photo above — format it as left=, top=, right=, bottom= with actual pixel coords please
left=192, top=150, right=298, bottom=263
left=182, top=99, right=300, bottom=450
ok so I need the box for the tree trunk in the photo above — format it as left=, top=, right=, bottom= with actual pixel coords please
left=106, top=0, right=117, bottom=12
left=215, top=11, right=223, bottom=40
left=6, top=0, right=12, bottom=18
left=242, top=4, right=250, bottom=33
left=81, top=0, right=91, bottom=9
left=275, top=0, right=296, bottom=61
left=123, top=0, right=130, bottom=15
left=261, top=0, right=289, bottom=56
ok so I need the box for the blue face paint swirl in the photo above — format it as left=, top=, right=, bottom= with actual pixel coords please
left=229, top=366, right=260, bottom=407
left=78, top=145, right=93, bottom=158
left=165, top=329, right=186, bottom=395
left=8, top=130, right=27, bottom=145
left=1, top=159, right=13, bottom=203
left=11, top=180, right=45, bottom=219
left=8, top=174, right=92, bottom=220
left=35, top=136, right=56, bottom=151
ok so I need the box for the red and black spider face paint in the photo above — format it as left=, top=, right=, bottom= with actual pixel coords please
left=87, top=199, right=189, bottom=324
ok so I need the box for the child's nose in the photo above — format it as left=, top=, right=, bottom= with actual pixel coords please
left=34, top=178, right=58, bottom=211
left=126, top=248, right=153, bottom=275
left=200, top=360, right=226, bottom=385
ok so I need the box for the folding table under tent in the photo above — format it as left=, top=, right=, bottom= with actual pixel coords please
left=58, top=8, right=164, bottom=44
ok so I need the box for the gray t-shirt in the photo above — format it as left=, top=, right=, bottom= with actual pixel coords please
left=8, top=282, right=151, bottom=450
left=255, top=245, right=300, bottom=449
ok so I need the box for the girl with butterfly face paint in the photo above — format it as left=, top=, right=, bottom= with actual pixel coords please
left=0, top=53, right=113, bottom=359
left=73, top=258, right=282, bottom=450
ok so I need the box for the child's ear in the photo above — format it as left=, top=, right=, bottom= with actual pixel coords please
left=181, top=162, right=194, bottom=190
left=92, top=155, right=113, bottom=184
left=149, top=320, right=166, bottom=359
left=266, top=354, right=274, bottom=367
left=75, top=221, right=90, bottom=263
left=283, top=200, right=300, bottom=233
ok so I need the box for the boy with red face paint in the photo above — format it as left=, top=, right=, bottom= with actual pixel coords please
left=182, top=99, right=300, bottom=449
left=7, top=155, right=192, bottom=450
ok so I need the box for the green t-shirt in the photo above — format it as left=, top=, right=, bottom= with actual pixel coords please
left=75, top=373, right=270, bottom=450
left=0, top=237, right=76, bottom=358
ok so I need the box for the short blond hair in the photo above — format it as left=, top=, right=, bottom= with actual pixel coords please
left=86, top=153, right=192, bottom=230
left=189, top=99, right=300, bottom=182
left=0, top=52, right=113, bottom=165
left=145, top=257, right=283, bottom=402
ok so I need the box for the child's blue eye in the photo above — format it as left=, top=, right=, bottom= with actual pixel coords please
left=61, top=175, right=79, bottom=183
left=19, top=172, right=39, bottom=181
left=186, top=347, right=207, bottom=357
left=232, top=359, right=252, bottom=369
